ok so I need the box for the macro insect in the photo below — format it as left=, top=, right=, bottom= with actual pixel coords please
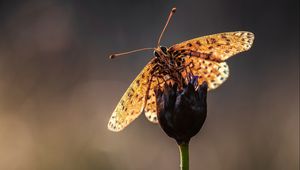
left=108, top=7, right=254, bottom=132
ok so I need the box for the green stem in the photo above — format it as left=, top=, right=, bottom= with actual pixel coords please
left=178, top=143, right=189, bottom=170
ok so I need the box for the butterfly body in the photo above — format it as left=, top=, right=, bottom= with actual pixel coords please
left=108, top=31, right=254, bottom=132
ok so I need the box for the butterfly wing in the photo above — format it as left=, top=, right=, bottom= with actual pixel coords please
left=169, top=31, right=254, bottom=90
left=181, top=55, right=230, bottom=90
left=170, top=31, right=254, bottom=61
left=144, top=76, right=166, bottom=124
left=108, top=59, right=156, bottom=131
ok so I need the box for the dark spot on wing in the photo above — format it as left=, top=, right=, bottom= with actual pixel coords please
left=210, top=38, right=217, bottom=43
left=136, top=80, right=140, bottom=86
left=196, top=41, right=202, bottom=46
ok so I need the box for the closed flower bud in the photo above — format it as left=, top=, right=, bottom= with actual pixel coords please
left=155, top=77, right=208, bottom=145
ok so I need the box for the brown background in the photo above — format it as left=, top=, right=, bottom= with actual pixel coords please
left=0, top=0, right=299, bottom=169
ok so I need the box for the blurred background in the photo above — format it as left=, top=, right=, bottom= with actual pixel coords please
left=0, top=0, right=298, bottom=170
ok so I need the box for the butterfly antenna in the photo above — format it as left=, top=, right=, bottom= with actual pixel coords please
left=109, top=47, right=155, bottom=59
left=157, top=7, right=176, bottom=47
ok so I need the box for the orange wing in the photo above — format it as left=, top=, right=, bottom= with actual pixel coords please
left=170, top=31, right=254, bottom=61
left=108, top=59, right=156, bottom=131
left=181, top=55, right=229, bottom=90
left=144, top=76, right=167, bottom=124
left=170, top=31, right=254, bottom=90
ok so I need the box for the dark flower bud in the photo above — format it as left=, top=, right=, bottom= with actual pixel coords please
left=155, top=78, right=208, bottom=145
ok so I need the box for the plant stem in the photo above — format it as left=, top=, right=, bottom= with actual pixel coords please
left=179, top=143, right=189, bottom=170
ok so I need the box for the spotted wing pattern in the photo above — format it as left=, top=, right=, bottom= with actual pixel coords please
left=144, top=76, right=166, bottom=123
left=171, top=31, right=254, bottom=61
left=181, top=56, right=229, bottom=90
left=170, top=31, right=254, bottom=90
left=108, top=59, right=156, bottom=131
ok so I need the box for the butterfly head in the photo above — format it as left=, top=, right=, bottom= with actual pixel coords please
left=154, top=46, right=169, bottom=58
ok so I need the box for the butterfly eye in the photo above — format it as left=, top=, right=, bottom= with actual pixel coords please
left=154, top=51, right=160, bottom=58
left=160, top=46, right=168, bottom=55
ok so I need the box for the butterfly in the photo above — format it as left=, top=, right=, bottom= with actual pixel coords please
left=108, top=7, right=254, bottom=132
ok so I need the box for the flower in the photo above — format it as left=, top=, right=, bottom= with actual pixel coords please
left=155, top=77, right=208, bottom=145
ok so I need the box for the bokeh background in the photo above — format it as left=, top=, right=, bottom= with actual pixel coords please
left=0, top=0, right=298, bottom=170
